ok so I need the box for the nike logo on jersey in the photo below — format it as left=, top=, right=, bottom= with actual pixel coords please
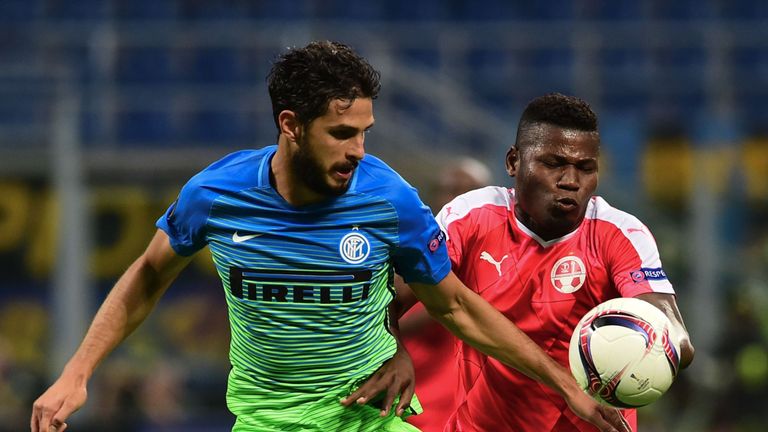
left=232, top=231, right=262, bottom=243
left=480, top=251, right=508, bottom=276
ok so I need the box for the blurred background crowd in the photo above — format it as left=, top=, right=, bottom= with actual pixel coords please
left=2, top=1, right=768, bottom=431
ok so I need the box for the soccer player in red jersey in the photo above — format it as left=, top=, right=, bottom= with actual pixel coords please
left=398, top=93, right=695, bottom=431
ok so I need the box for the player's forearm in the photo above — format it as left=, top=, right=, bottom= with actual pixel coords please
left=636, top=292, right=695, bottom=368
left=413, top=273, right=584, bottom=398
left=431, top=290, right=581, bottom=398
left=62, top=254, right=173, bottom=379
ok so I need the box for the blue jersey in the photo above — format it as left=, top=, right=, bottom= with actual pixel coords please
left=157, top=145, right=451, bottom=419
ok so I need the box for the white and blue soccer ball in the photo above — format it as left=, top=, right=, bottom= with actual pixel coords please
left=568, top=297, right=681, bottom=408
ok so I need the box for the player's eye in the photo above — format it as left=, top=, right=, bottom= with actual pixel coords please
left=541, top=159, right=560, bottom=168
left=330, top=129, right=357, bottom=140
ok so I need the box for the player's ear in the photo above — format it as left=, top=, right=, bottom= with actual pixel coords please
left=278, top=110, right=302, bottom=142
left=505, top=146, right=519, bottom=178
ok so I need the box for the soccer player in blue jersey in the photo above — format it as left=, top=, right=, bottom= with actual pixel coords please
left=32, top=41, right=630, bottom=432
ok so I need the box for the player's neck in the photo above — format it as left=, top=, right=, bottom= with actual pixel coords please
left=514, top=206, right=582, bottom=242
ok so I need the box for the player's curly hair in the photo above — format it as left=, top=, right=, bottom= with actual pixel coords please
left=267, top=41, right=381, bottom=132
left=515, top=93, right=598, bottom=147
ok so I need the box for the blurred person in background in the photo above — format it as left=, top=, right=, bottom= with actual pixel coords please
left=400, top=157, right=492, bottom=431
left=431, top=158, right=493, bottom=211
left=396, top=93, right=695, bottom=431
left=31, top=43, right=630, bottom=432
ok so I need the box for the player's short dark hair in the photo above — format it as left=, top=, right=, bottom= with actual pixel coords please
left=515, top=93, right=598, bottom=148
left=267, top=40, right=381, bottom=130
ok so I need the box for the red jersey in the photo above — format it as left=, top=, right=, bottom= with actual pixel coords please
left=402, top=303, right=458, bottom=432
left=438, top=187, right=675, bottom=432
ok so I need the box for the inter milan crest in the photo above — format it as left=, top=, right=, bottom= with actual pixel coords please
left=551, top=255, right=587, bottom=294
left=339, top=228, right=370, bottom=265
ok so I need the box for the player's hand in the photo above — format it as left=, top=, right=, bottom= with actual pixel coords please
left=340, top=345, right=415, bottom=417
left=30, top=374, right=88, bottom=432
left=565, top=389, right=632, bottom=432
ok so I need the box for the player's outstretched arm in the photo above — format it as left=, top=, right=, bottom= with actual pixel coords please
left=410, top=271, right=631, bottom=432
left=31, top=230, right=193, bottom=432
left=636, top=292, right=695, bottom=369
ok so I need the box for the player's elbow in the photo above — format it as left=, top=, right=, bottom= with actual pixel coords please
left=679, top=337, right=695, bottom=369
left=673, top=323, right=695, bottom=369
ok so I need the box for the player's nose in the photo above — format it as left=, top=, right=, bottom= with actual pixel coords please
left=347, top=133, right=366, bottom=161
left=556, top=165, right=579, bottom=190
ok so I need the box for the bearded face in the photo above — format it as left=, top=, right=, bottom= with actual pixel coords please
left=291, top=131, right=358, bottom=198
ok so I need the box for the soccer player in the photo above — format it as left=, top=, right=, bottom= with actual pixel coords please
left=399, top=157, right=491, bottom=432
left=31, top=44, right=630, bottom=432
left=402, top=93, right=696, bottom=431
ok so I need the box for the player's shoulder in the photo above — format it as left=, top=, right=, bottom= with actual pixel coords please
left=186, top=146, right=273, bottom=192
left=353, top=153, right=420, bottom=202
left=440, top=186, right=512, bottom=219
left=356, top=153, right=407, bottom=184
left=176, top=146, right=274, bottom=209
left=586, top=196, right=649, bottom=235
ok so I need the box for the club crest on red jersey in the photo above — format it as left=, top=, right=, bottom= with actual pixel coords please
left=551, top=255, right=587, bottom=293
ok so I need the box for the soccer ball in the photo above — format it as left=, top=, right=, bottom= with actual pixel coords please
left=568, top=297, right=680, bottom=408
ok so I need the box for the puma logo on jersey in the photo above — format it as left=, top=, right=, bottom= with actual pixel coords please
left=232, top=231, right=262, bottom=243
left=480, top=251, right=508, bottom=276
left=626, top=227, right=646, bottom=235
left=445, top=206, right=460, bottom=217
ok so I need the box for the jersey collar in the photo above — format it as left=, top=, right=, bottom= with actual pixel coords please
left=513, top=217, right=580, bottom=248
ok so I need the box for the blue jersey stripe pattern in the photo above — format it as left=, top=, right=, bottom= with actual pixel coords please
left=156, top=146, right=450, bottom=426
